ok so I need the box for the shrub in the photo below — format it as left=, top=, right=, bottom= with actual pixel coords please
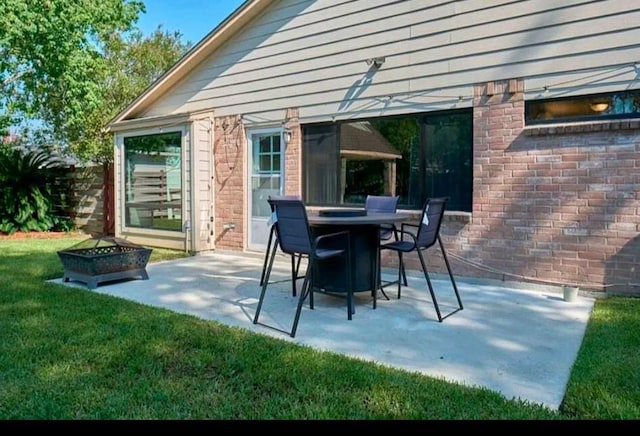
left=0, top=148, right=75, bottom=234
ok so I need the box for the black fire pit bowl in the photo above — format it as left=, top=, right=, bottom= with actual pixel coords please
left=57, top=236, right=152, bottom=289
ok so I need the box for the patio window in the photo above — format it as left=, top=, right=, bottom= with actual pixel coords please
left=123, top=131, right=182, bottom=232
left=525, top=90, right=640, bottom=125
left=302, top=109, right=473, bottom=212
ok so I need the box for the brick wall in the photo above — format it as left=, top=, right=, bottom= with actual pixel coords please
left=283, top=108, right=301, bottom=196
left=215, top=93, right=640, bottom=294
left=387, top=79, right=640, bottom=294
left=213, top=111, right=302, bottom=251
left=213, top=115, right=244, bottom=250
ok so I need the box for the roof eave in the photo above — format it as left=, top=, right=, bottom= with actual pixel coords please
left=108, top=0, right=272, bottom=129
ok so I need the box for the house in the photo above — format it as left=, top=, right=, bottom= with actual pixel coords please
left=107, top=0, right=640, bottom=294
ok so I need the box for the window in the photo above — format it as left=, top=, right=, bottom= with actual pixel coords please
left=303, top=109, right=473, bottom=212
left=123, top=131, right=182, bottom=231
left=526, top=90, right=640, bottom=125
left=250, top=131, right=283, bottom=218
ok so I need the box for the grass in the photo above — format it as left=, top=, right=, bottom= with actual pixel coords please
left=0, top=235, right=638, bottom=419
left=560, top=297, right=640, bottom=419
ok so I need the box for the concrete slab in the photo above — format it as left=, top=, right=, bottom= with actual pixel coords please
left=52, top=250, right=595, bottom=410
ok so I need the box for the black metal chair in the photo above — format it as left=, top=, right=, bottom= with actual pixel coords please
left=259, top=195, right=305, bottom=296
left=364, top=195, right=407, bottom=299
left=380, top=197, right=463, bottom=322
left=253, top=198, right=353, bottom=337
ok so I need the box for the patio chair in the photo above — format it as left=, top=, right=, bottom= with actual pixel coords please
left=253, top=198, right=353, bottom=337
left=380, top=197, right=463, bottom=322
left=259, top=195, right=305, bottom=296
left=364, top=195, right=407, bottom=299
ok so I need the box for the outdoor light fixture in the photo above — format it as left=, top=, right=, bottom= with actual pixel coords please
left=590, top=100, right=610, bottom=113
left=282, top=128, right=292, bottom=145
left=365, top=57, right=386, bottom=68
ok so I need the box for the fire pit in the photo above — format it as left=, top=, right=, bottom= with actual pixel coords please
left=57, top=236, right=152, bottom=289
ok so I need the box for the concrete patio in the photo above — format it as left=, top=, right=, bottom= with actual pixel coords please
left=53, top=250, right=595, bottom=411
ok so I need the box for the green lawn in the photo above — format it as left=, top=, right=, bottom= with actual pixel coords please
left=0, top=235, right=638, bottom=419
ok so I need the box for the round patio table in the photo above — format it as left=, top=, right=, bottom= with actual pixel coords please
left=307, top=210, right=409, bottom=296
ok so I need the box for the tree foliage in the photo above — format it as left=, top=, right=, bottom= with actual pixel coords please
left=0, top=0, right=190, bottom=165
left=71, top=27, right=190, bottom=163
left=0, top=0, right=192, bottom=233
left=0, top=148, right=74, bottom=234
left=0, top=0, right=145, bottom=138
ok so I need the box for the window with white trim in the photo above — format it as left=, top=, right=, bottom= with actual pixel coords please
left=123, top=131, right=182, bottom=231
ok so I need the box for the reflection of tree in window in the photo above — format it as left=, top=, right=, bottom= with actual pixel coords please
left=345, top=160, right=384, bottom=202
left=611, top=94, right=636, bottom=114
left=371, top=118, right=418, bottom=204
left=423, top=112, right=473, bottom=212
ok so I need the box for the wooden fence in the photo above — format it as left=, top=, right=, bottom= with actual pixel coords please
left=67, top=164, right=113, bottom=236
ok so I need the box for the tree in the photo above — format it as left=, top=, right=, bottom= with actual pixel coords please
left=1, top=1, right=191, bottom=163
left=0, top=0, right=145, bottom=152
left=70, top=27, right=190, bottom=163
left=0, top=1, right=191, bottom=235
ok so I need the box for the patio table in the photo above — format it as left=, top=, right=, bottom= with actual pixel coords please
left=307, top=210, right=409, bottom=297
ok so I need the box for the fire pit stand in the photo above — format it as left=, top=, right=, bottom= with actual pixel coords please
left=57, top=237, right=152, bottom=289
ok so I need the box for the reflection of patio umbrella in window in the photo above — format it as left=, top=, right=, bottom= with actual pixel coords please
left=339, top=121, right=402, bottom=199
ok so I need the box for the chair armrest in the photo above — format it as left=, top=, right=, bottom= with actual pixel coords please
left=401, top=222, right=419, bottom=231
left=314, top=230, right=351, bottom=250
left=397, top=225, right=418, bottom=243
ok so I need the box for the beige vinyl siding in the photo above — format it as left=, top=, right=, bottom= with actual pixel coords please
left=524, top=67, right=638, bottom=100
left=114, top=139, right=124, bottom=236
left=191, top=115, right=214, bottom=252
left=142, top=0, right=640, bottom=124
left=183, top=126, right=192, bottom=250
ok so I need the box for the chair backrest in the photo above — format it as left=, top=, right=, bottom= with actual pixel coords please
left=268, top=195, right=301, bottom=213
left=267, top=195, right=302, bottom=232
left=365, top=195, right=399, bottom=214
left=268, top=198, right=314, bottom=256
left=415, top=197, right=448, bottom=249
left=365, top=195, right=399, bottom=239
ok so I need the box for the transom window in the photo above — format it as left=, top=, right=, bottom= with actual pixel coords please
left=303, top=109, right=473, bottom=212
left=123, top=131, right=182, bottom=232
left=526, top=90, right=640, bottom=125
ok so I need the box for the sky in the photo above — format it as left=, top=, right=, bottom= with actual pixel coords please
left=136, top=0, right=247, bottom=45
